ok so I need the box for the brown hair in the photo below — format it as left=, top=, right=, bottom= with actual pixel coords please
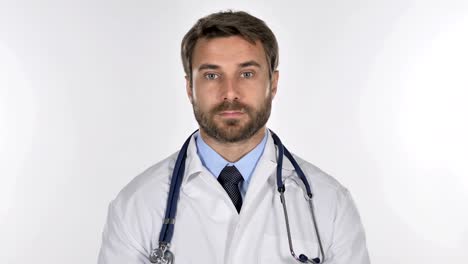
left=181, top=10, right=279, bottom=85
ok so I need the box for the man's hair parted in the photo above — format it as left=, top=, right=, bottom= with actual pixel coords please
left=181, top=10, right=279, bottom=84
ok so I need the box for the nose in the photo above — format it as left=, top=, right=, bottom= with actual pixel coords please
left=221, top=78, right=239, bottom=101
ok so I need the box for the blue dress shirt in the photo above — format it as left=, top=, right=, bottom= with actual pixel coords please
left=195, top=130, right=269, bottom=198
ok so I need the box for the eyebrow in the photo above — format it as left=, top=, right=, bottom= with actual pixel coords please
left=238, top=60, right=262, bottom=68
left=197, top=60, right=262, bottom=71
left=198, top=64, right=220, bottom=71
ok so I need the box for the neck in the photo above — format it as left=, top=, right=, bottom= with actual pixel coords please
left=199, top=127, right=267, bottom=163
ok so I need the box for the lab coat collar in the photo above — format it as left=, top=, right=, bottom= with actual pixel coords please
left=182, top=129, right=295, bottom=187
left=182, top=134, right=205, bottom=184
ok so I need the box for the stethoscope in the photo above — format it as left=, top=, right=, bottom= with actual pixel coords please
left=149, top=130, right=325, bottom=264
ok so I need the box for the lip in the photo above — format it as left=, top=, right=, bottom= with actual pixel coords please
left=218, top=111, right=244, bottom=117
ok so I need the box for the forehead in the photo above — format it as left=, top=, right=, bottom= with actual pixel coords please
left=191, top=36, right=267, bottom=68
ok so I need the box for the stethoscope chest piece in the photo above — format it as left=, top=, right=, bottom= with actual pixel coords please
left=149, top=243, right=174, bottom=264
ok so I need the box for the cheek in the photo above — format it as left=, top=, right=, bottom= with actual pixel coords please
left=192, top=91, right=216, bottom=111
left=246, top=81, right=271, bottom=100
left=192, top=79, right=218, bottom=100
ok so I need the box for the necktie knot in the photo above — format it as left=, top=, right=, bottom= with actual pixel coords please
left=218, top=165, right=244, bottom=185
left=218, top=165, right=244, bottom=212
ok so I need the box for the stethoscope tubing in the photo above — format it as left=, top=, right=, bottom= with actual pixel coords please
left=154, top=129, right=325, bottom=263
left=271, top=131, right=313, bottom=197
left=158, top=130, right=197, bottom=244
left=272, top=130, right=324, bottom=263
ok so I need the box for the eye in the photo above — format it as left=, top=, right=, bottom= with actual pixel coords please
left=241, top=71, right=254, bottom=79
left=204, top=73, right=219, bottom=80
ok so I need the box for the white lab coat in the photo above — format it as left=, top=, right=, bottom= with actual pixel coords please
left=98, top=133, right=370, bottom=264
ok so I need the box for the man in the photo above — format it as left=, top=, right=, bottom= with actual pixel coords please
left=98, top=10, right=370, bottom=264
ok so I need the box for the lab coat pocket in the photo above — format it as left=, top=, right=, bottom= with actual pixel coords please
left=258, top=233, right=320, bottom=264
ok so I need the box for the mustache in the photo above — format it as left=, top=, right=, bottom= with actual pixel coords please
left=212, top=100, right=248, bottom=113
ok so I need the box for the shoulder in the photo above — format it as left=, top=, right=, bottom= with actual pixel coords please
left=287, top=152, right=355, bottom=217
left=100, top=151, right=181, bottom=252
left=288, top=153, right=360, bottom=237
left=290, top=153, right=347, bottom=193
left=111, top=151, right=179, bottom=213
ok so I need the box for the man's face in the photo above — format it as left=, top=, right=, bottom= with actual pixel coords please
left=186, top=36, right=279, bottom=143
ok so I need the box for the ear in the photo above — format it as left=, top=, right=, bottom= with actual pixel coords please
left=270, top=70, right=279, bottom=99
left=185, top=75, right=194, bottom=104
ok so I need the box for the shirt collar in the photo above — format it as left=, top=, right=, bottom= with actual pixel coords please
left=182, top=129, right=295, bottom=187
left=195, top=130, right=269, bottom=183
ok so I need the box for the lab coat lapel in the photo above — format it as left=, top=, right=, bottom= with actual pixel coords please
left=181, top=132, right=295, bottom=210
left=241, top=132, right=294, bottom=214
left=180, top=134, right=240, bottom=219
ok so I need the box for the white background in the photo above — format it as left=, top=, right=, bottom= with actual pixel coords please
left=1, top=0, right=467, bottom=263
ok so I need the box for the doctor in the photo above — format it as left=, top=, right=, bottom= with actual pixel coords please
left=98, top=10, right=370, bottom=264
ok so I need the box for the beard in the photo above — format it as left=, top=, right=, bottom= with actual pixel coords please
left=192, top=93, right=272, bottom=143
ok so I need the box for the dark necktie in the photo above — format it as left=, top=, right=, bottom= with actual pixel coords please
left=218, top=165, right=244, bottom=213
